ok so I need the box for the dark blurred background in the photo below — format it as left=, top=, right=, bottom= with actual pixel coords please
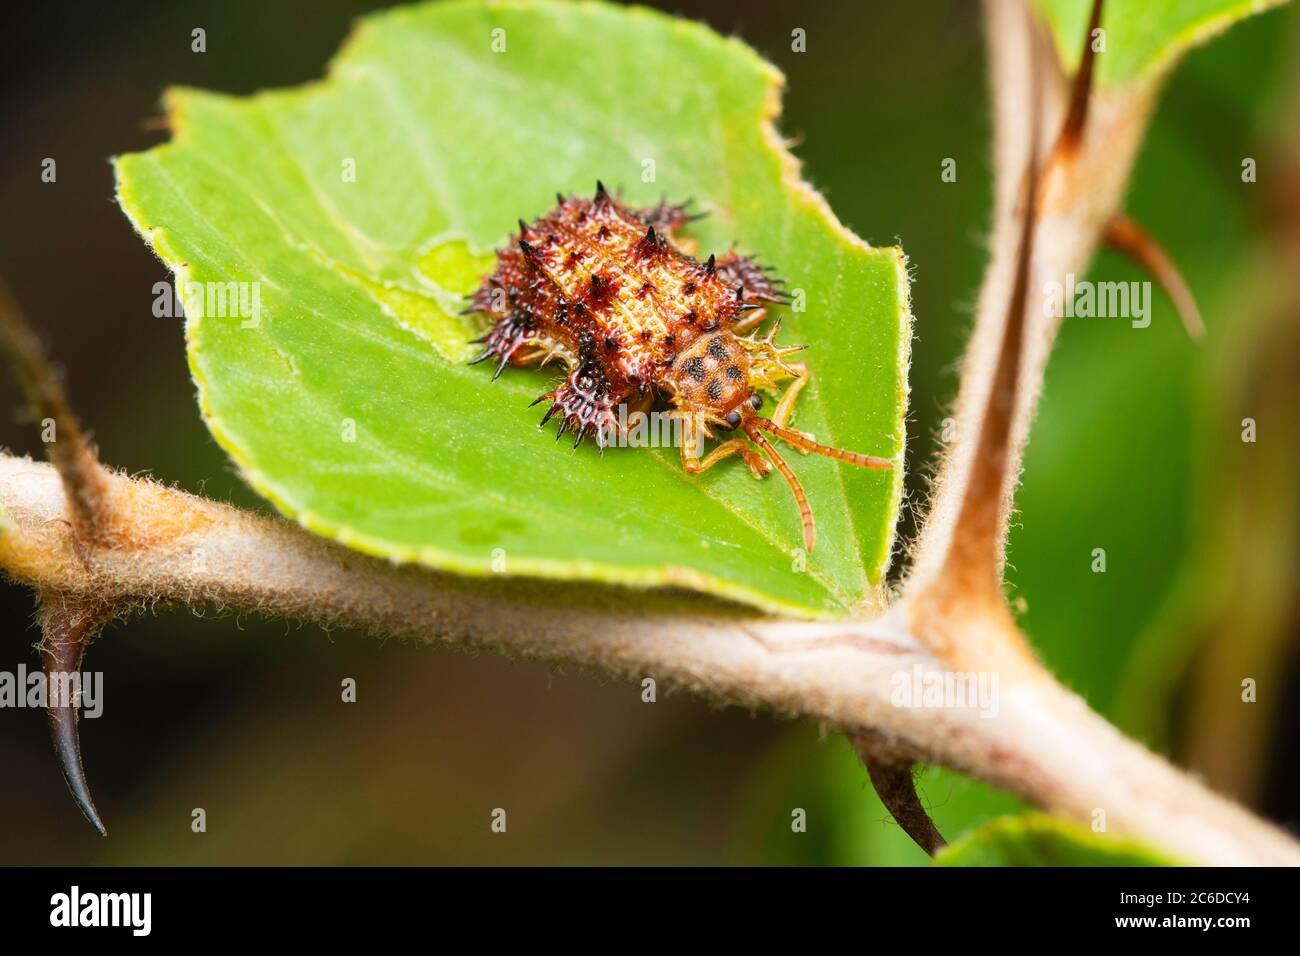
left=1, top=0, right=1296, bottom=864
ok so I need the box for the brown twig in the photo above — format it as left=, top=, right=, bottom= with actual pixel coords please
left=0, top=278, right=112, bottom=545
left=0, top=278, right=121, bottom=831
left=1051, top=0, right=1104, bottom=158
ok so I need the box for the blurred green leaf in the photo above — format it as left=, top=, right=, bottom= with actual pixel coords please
left=113, top=0, right=909, bottom=616
left=1038, top=0, right=1290, bottom=87
left=936, top=813, right=1177, bottom=866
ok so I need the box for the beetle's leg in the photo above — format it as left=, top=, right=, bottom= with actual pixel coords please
left=678, top=412, right=770, bottom=478
left=732, top=307, right=768, bottom=335
left=690, top=440, right=772, bottom=478
left=771, top=362, right=810, bottom=429
left=756, top=362, right=817, bottom=455
left=509, top=343, right=550, bottom=366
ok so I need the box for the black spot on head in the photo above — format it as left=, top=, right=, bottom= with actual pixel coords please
left=638, top=282, right=655, bottom=298
left=708, top=337, right=729, bottom=361
left=639, top=329, right=651, bottom=341
left=604, top=336, right=619, bottom=351
left=725, top=364, right=743, bottom=381
left=682, top=309, right=697, bottom=325
left=684, top=356, right=707, bottom=382
left=597, top=225, right=611, bottom=240
left=683, top=281, right=697, bottom=295
left=706, top=379, right=723, bottom=402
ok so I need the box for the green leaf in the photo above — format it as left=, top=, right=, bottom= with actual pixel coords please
left=936, top=814, right=1179, bottom=866
left=114, top=0, right=909, bottom=617
left=1038, top=0, right=1291, bottom=87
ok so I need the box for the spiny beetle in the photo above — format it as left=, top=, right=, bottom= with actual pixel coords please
left=469, top=182, right=892, bottom=552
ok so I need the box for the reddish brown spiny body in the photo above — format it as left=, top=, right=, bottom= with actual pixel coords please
left=469, top=183, right=892, bottom=552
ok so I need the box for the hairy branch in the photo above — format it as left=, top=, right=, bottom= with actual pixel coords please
left=1, top=454, right=1296, bottom=864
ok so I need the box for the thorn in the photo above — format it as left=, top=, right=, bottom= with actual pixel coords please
left=528, top=392, right=550, bottom=407
left=556, top=192, right=566, bottom=204
left=540, top=403, right=560, bottom=427
left=518, top=218, right=530, bottom=235
left=855, top=740, right=947, bottom=857
left=595, top=180, right=608, bottom=199
left=573, top=424, right=587, bottom=449
left=39, top=596, right=109, bottom=837
left=468, top=349, right=494, bottom=366
left=518, top=238, right=536, bottom=258
left=556, top=417, right=572, bottom=441
left=644, top=225, right=657, bottom=244
left=1103, top=214, right=1205, bottom=340
left=704, top=254, right=716, bottom=276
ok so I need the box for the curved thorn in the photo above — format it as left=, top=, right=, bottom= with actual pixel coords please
left=855, top=740, right=947, bottom=857
left=39, top=597, right=108, bottom=836
left=1103, top=214, right=1205, bottom=340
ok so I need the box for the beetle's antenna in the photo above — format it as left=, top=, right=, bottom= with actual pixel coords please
left=755, top=418, right=893, bottom=470
left=744, top=421, right=816, bottom=552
